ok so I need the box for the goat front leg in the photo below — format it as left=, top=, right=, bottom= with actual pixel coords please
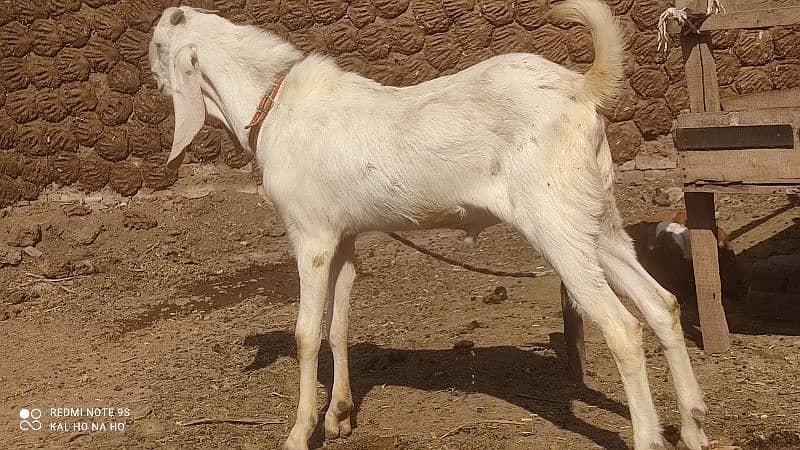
left=284, top=234, right=339, bottom=450
left=323, top=236, right=356, bottom=440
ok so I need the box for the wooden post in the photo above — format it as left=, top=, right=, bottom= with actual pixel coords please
left=681, top=26, right=729, bottom=353
left=684, top=192, right=731, bottom=353
left=681, top=32, right=721, bottom=114
left=561, top=282, right=586, bottom=383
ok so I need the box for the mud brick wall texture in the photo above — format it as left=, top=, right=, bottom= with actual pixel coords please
left=0, top=0, right=799, bottom=206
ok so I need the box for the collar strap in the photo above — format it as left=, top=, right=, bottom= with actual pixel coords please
left=245, top=75, right=286, bottom=151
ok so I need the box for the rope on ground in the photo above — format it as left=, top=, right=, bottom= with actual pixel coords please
left=176, top=417, right=285, bottom=426
left=386, top=232, right=553, bottom=278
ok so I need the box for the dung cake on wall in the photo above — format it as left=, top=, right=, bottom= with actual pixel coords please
left=0, top=0, right=798, bottom=206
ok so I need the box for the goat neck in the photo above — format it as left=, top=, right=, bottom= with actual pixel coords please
left=194, top=35, right=303, bottom=152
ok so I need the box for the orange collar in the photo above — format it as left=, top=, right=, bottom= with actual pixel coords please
left=245, top=75, right=286, bottom=151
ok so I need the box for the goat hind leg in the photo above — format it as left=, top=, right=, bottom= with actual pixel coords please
left=600, top=234, right=709, bottom=450
left=562, top=276, right=666, bottom=449
left=518, top=223, right=667, bottom=449
left=323, top=236, right=356, bottom=440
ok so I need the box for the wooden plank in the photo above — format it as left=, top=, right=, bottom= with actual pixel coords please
left=737, top=0, right=800, bottom=10
left=700, top=36, right=720, bottom=112
left=561, top=283, right=586, bottom=384
left=670, top=2, right=800, bottom=33
left=684, top=192, right=730, bottom=354
left=699, top=7, right=800, bottom=30
left=725, top=0, right=800, bottom=10
left=675, top=125, right=794, bottom=150
left=681, top=32, right=720, bottom=113
left=676, top=0, right=700, bottom=9
left=689, top=177, right=800, bottom=184
left=721, top=88, right=800, bottom=111
left=684, top=183, right=800, bottom=194
left=681, top=34, right=707, bottom=113
left=679, top=0, right=800, bottom=13
left=681, top=149, right=800, bottom=183
left=678, top=107, right=800, bottom=128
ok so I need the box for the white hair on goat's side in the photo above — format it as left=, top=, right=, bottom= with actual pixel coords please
left=149, top=2, right=710, bottom=450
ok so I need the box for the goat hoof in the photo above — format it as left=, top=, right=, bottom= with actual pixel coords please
left=677, top=439, right=710, bottom=450
left=282, top=439, right=309, bottom=450
left=324, top=420, right=352, bottom=440
left=649, top=439, right=675, bottom=449
left=691, top=406, right=708, bottom=422
left=284, top=425, right=312, bottom=450
left=324, top=410, right=352, bottom=440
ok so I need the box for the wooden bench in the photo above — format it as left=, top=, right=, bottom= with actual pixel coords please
left=561, top=0, right=800, bottom=381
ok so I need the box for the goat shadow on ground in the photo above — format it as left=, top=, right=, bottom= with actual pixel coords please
left=243, top=330, right=639, bottom=450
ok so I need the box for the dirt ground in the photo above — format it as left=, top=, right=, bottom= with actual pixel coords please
left=1, top=166, right=799, bottom=450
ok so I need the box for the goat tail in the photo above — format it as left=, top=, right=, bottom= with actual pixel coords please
left=550, top=0, right=625, bottom=107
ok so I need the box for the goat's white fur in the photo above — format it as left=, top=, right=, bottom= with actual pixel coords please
left=150, top=2, right=709, bottom=449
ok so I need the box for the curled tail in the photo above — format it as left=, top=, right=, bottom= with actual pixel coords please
left=550, top=0, right=625, bottom=107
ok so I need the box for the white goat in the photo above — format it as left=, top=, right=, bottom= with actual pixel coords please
left=149, top=2, right=710, bottom=449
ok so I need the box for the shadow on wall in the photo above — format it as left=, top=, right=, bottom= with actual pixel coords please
left=0, top=0, right=741, bottom=205
left=242, top=330, right=634, bottom=450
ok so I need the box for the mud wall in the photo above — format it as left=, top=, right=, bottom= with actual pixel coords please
left=0, top=0, right=798, bottom=207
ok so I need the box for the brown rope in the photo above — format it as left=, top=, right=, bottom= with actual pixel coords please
left=386, top=232, right=554, bottom=278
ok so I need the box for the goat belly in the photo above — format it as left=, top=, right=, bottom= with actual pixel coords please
left=362, top=204, right=500, bottom=234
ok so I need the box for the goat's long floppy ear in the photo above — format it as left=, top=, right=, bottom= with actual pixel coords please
left=167, top=46, right=205, bottom=170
